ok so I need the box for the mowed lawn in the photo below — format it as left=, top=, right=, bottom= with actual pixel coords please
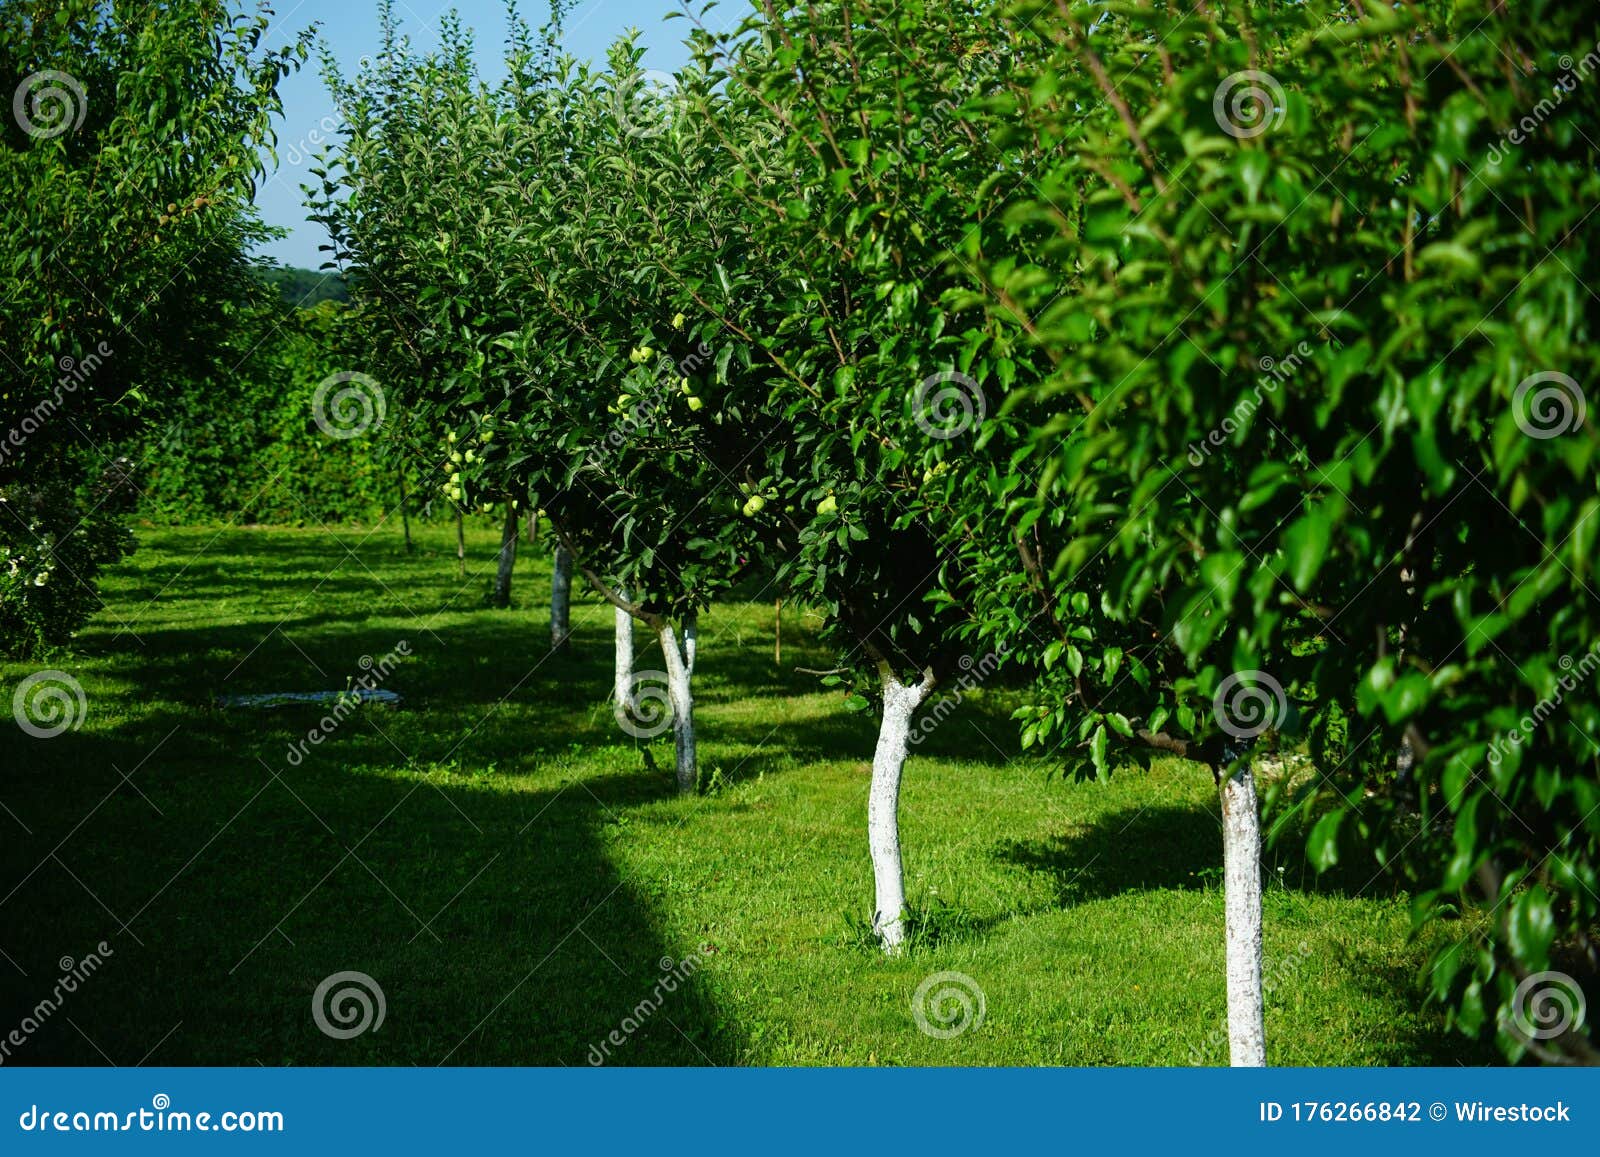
left=0, top=524, right=1487, bottom=1066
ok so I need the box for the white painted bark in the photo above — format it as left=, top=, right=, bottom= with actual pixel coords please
left=657, top=613, right=697, bottom=794
left=1220, top=757, right=1266, bottom=1066
left=550, top=544, right=572, bottom=650
left=868, top=666, right=934, bottom=953
left=613, top=595, right=636, bottom=718
left=491, top=505, right=518, bottom=607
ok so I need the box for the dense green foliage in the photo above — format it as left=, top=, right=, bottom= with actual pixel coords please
left=315, top=0, right=1595, bottom=1060
left=254, top=264, right=350, bottom=308
left=128, top=297, right=399, bottom=527
left=0, top=0, right=308, bottom=652
left=6, top=0, right=1592, bottom=1065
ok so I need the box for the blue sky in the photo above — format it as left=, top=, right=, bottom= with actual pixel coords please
left=254, top=0, right=698, bottom=269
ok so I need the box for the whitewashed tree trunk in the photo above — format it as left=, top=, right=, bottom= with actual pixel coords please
left=491, top=505, right=518, bottom=607
left=657, top=613, right=697, bottom=794
left=1219, top=755, right=1266, bottom=1066
left=868, top=665, right=934, bottom=953
left=454, top=508, right=466, bottom=579
left=550, top=544, right=572, bottom=650
left=613, top=596, right=636, bottom=718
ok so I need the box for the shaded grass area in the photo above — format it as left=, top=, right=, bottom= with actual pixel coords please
left=0, top=524, right=1487, bottom=1065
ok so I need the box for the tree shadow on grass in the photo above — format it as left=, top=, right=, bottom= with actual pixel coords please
left=994, top=803, right=1404, bottom=905
left=0, top=710, right=742, bottom=1066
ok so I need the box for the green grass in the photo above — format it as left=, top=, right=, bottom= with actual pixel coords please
left=0, top=523, right=1487, bottom=1066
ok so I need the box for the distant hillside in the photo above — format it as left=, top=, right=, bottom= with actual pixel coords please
left=255, top=264, right=350, bottom=308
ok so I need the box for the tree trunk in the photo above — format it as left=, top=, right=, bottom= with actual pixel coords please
left=774, top=599, right=782, bottom=665
left=614, top=597, right=636, bottom=718
left=490, top=504, right=518, bottom=607
left=868, top=665, right=934, bottom=953
left=454, top=508, right=466, bottom=579
left=526, top=509, right=539, bottom=545
left=550, top=543, right=572, bottom=651
left=1219, top=755, right=1266, bottom=1066
left=657, top=613, right=697, bottom=794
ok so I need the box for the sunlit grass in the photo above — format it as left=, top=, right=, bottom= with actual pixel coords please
left=0, top=523, right=1485, bottom=1065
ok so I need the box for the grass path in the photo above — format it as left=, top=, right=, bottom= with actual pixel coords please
left=0, top=524, right=1485, bottom=1065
